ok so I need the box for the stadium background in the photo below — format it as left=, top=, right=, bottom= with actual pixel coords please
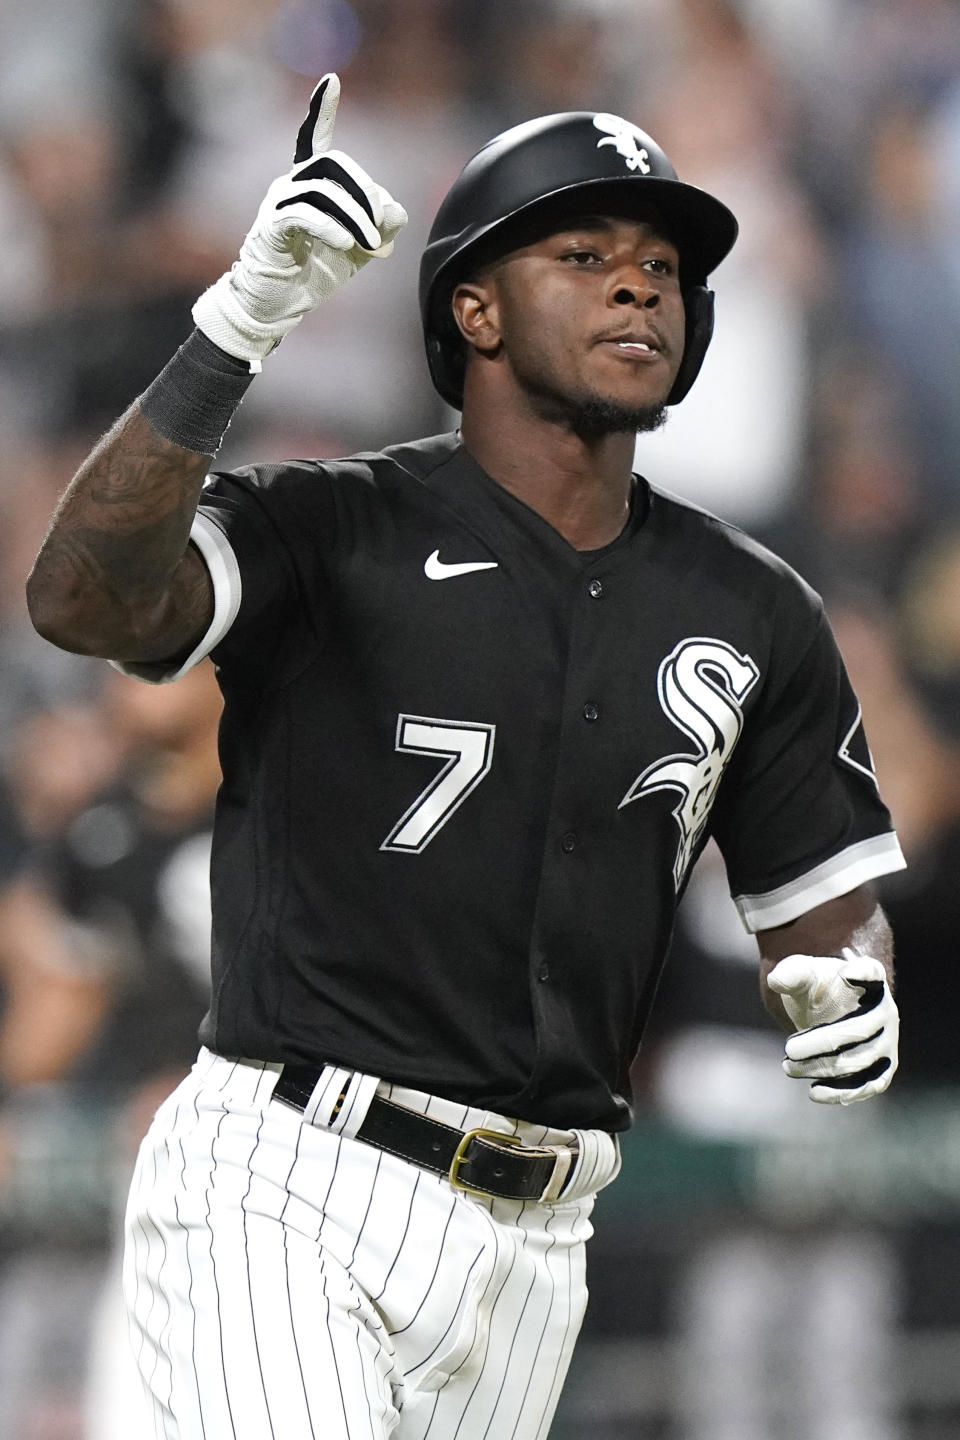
left=1, top=0, right=960, bottom=1435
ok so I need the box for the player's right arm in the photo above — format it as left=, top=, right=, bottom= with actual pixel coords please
left=26, top=408, right=215, bottom=664
left=26, top=74, right=406, bottom=667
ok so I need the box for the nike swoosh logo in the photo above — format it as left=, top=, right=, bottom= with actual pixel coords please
left=424, top=549, right=499, bottom=580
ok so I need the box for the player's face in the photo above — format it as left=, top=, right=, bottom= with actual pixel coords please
left=475, top=213, right=685, bottom=430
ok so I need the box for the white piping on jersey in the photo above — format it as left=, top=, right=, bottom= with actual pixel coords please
left=734, top=831, right=906, bottom=933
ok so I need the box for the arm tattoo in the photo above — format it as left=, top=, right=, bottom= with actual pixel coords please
left=28, top=404, right=214, bottom=660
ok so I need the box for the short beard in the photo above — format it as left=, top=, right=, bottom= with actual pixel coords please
left=568, top=396, right=669, bottom=440
left=510, top=355, right=672, bottom=440
left=524, top=376, right=670, bottom=440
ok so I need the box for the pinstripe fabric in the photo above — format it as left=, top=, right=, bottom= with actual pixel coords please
left=124, top=1051, right=609, bottom=1440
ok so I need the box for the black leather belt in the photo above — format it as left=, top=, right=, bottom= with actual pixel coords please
left=272, top=1063, right=576, bottom=1202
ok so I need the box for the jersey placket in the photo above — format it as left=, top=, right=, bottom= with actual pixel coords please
left=518, top=554, right=629, bottom=1116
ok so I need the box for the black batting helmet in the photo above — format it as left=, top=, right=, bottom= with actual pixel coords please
left=419, top=110, right=738, bottom=409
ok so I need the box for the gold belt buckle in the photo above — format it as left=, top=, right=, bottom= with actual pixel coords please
left=448, top=1126, right=526, bottom=1197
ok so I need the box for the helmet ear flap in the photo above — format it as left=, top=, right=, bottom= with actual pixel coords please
left=426, top=327, right=466, bottom=411
left=667, top=286, right=714, bottom=405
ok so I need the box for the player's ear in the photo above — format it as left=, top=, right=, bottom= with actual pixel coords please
left=450, top=279, right=501, bottom=357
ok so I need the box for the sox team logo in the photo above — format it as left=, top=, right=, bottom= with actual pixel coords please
left=592, top=113, right=652, bottom=173
left=621, top=638, right=760, bottom=889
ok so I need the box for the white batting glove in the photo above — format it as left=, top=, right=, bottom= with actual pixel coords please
left=192, top=74, right=407, bottom=369
left=766, top=949, right=899, bottom=1105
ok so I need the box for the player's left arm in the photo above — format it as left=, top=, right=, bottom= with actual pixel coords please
left=756, top=882, right=898, bottom=1104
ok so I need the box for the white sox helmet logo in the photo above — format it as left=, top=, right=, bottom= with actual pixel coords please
left=591, top=113, right=652, bottom=173
left=621, top=638, right=760, bottom=889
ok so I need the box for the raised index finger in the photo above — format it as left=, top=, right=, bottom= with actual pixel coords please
left=294, top=73, right=341, bottom=164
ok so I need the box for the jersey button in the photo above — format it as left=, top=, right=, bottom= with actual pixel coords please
left=588, top=578, right=603, bottom=598
left=538, top=961, right=550, bottom=982
left=583, top=702, right=599, bottom=722
left=561, top=831, right=577, bottom=853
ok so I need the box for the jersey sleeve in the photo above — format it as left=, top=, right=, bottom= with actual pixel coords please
left=711, top=601, right=905, bottom=932
left=112, top=461, right=336, bottom=685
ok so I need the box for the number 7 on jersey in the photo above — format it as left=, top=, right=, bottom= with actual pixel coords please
left=381, top=714, right=496, bottom=854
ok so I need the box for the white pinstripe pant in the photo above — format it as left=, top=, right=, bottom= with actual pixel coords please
left=123, top=1049, right=619, bottom=1440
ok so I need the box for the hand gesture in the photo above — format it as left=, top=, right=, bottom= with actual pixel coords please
left=193, top=75, right=408, bottom=368
left=766, top=949, right=899, bottom=1104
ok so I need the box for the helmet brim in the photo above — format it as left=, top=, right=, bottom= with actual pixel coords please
left=421, top=173, right=737, bottom=324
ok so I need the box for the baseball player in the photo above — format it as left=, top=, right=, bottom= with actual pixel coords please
left=27, top=77, right=905, bottom=1439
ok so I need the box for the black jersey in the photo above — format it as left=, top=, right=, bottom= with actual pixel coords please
left=130, top=432, right=903, bottom=1131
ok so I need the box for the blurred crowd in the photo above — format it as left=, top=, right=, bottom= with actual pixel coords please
left=0, top=0, right=959, bottom=1436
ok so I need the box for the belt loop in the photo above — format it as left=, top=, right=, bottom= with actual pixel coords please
left=538, top=1146, right=576, bottom=1204
left=557, top=1131, right=622, bottom=1203
left=330, top=1072, right=380, bottom=1139
left=301, top=1066, right=352, bottom=1128
left=291, top=1065, right=381, bottom=1137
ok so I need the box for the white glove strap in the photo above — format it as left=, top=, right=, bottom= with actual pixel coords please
left=192, top=267, right=294, bottom=371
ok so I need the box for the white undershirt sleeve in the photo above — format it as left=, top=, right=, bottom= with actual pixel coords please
left=109, top=511, right=242, bottom=685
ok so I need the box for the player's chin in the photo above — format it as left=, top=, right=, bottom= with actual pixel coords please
left=568, top=381, right=670, bottom=437
left=587, top=368, right=673, bottom=424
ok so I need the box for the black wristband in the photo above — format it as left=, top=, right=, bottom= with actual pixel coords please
left=138, top=328, right=256, bottom=455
